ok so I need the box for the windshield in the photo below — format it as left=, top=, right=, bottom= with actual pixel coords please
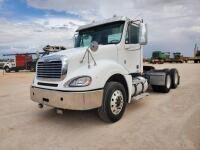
left=75, top=21, right=125, bottom=48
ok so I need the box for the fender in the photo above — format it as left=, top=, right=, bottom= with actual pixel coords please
left=45, top=60, right=131, bottom=91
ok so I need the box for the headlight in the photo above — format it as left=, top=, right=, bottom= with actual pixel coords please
left=66, top=76, right=92, bottom=87
left=61, top=59, right=68, bottom=75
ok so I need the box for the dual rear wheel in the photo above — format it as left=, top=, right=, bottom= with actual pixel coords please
left=152, top=68, right=180, bottom=93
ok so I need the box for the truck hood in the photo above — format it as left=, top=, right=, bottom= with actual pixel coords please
left=39, top=44, right=118, bottom=63
left=39, top=47, right=86, bottom=62
left=37, top=45, right=118, bottom=80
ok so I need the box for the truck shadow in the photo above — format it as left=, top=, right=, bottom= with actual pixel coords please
left=35, top=100, right=147, bottom=127
left=126, top=100, right=147, bottom=114
left=32, top=91, right=155, bottom=126
left=36, top=108, right=105, bottom=126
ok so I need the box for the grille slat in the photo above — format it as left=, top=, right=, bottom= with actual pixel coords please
left=37, top=67, right=61, bottom=69
left=38, top=62, right=62, bottom=64
left=37, top=61, right=62, bottom=79
left=37, top=75, right=61, bottom=78
left=37, top=71, right=61, bottom=73
left=37, top=73, right=61, bottom=75
left=38, top=64, right=62, bottom=66
left=37, top=69, right=61, bottom=71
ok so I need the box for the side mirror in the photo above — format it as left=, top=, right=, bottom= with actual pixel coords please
left=139, top=23, right=148, bottom=45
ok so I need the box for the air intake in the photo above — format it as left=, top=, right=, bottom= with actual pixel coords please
left=37, top=61, right=62, bottom=78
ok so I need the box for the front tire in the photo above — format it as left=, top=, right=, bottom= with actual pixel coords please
left=98, top=82, right=127, bottom=123
left=4, top=67, right=10, bottom=73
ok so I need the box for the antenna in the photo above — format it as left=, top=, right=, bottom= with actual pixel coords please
left=194, top=43, right=197, bottom=56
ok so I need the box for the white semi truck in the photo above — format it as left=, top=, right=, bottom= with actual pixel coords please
left=30, top=16, right=180, bottom=122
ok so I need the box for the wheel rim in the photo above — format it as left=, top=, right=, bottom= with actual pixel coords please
left=166, top=75, right=171, bottom=89
left=174, top=72, right=178, bottom=85
left=110, top=90, right=124, bottom=115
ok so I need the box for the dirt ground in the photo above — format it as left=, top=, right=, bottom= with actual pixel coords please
left=0, top=63, right=200, bottom=150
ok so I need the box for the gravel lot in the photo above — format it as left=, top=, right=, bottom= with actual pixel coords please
left=0, top=64, right=200, bottom=150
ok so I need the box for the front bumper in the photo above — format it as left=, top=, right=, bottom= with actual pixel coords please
left=30, top=86, right=103, bottom=110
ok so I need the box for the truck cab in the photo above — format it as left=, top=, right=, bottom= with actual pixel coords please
left=2, top=59, right=15, bottom=72
left=30, top=16, right=180, bottom=122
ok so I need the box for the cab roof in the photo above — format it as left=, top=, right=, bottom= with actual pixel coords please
left=76, top=16, right=131, bottom=32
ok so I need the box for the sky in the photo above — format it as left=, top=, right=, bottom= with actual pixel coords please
left=0, top=0, right=200, bottom=58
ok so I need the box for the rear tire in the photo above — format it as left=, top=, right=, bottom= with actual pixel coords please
left=170, top=68, right=180, bottom=89
left=98, top=82, right=127, bottom=123
left=152, top=71, right=171, bottom=93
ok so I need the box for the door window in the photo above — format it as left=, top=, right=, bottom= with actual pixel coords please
left=125, top=24, right=139, bottom=44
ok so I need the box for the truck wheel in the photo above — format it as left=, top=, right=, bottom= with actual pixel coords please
left=98, top=82, right=127, bottom=122
left=4, top=67, right=10, bottom=73
left=152, top=72, right=171, bottom=93
left=170, top=68, right=180, bottom=89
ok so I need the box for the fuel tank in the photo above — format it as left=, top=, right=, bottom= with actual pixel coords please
left=131, top=76, right=148, bottom=96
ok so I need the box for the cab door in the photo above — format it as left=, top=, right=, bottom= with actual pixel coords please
left=118, top=22, right=141, bottom=73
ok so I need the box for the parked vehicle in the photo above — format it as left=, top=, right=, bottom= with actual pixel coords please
left=150, top=51, right=188, bottom=64
left=150, top=51, right=169, bottom=64
left=189, top=44, right=200, bottom=63
left=3, top=54, right=33, bottom=72
left=191, top=50, right=200, bottom=63
left=165, top=52, right=189, bottom=63
left=30, top=16, right=180, bottom=122
left=0, top=58, right=14, bottom=69
left=2, top=46, right=66, bottom=72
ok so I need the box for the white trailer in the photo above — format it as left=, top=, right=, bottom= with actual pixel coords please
left=30, top=16, right=180, bottom=122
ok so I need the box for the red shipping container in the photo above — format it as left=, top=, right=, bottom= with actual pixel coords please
left=16, top=54, right=32, bottom=68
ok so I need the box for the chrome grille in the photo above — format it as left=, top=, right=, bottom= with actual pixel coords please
left=37, top=61, right=62, bottom=78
